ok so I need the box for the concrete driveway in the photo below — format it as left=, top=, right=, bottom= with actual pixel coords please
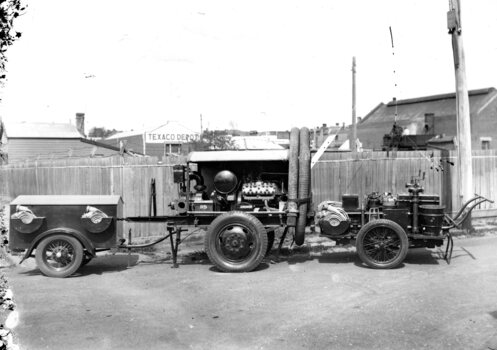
left=5, top=235, right=497, bottom=350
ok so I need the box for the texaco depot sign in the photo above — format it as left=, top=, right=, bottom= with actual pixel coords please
left=145, top=123, right=200, bottom=144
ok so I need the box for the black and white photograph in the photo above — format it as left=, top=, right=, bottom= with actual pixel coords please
left=0, top=1, right=496, bottom=349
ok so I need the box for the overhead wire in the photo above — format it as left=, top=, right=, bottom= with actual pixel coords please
left=389, top=26, right=399, bottom=122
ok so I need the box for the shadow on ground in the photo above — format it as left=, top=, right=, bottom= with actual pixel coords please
left=16, top=254, right=141, bottom=277
left=270, top=246, right=447, bottom=269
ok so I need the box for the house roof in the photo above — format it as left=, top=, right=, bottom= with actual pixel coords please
left=106, top=121, right=198, bottom=140
left=6, top=122, right=82, bottom=139
left=231, top=136, right=284, bottom=150
left=360, top=87, right=497, bottom=125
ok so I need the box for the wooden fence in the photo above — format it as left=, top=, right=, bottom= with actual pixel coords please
left=1, top=150, right=496, bottom=238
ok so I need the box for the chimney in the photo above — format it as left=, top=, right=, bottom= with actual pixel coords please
left=76, top=113, right=85, bottom=137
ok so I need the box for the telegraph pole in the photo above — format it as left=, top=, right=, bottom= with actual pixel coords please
left=351, top=56, right=357, bottom=154
left=448, top=0, right=473, bottom=223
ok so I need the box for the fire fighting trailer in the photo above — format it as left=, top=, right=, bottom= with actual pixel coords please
left=8, top=128, right=492, bottom=277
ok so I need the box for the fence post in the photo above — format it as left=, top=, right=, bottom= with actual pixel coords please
left=441, top=149, right=452, bottom=213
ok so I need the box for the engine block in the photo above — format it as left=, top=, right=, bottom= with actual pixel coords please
left=241, top=181, right=278, bottom=201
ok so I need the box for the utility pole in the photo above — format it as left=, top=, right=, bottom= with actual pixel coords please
left=200, top=114, right=203, bottom=136
left=448, top=0, right=473, bottom=219
left=351, top=56, right=357, bottom=154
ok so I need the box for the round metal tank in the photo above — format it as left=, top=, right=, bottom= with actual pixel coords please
left=419, top=205, right=445, bottom=236
left=213, top=170, right=238, bottom=194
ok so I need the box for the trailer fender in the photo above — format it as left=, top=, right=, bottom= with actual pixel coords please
left=19, top=227, right=96, bottom=264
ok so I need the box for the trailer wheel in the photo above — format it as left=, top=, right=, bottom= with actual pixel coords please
left=356, top=219, right=408, bottom=269
left=205, top=212, right=268, bottom=272
left=35, top=235, right=84, bottom=278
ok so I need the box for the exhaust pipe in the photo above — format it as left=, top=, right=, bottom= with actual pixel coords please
left=295, top=127, right=310, bottom=246
left=287, top=127, right=300, bottom=228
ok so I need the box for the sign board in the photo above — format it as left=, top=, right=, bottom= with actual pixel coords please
left=145, top=122, right=200, bottom=144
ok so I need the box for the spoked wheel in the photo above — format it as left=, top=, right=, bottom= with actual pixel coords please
left=205, top=212, right=268, bottom=272
left=356, top=219, right=408, bottom=269
left=35, top=235, right=84, bottom=278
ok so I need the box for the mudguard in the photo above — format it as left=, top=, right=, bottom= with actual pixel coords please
left=19, top=227, right=96, bottom=264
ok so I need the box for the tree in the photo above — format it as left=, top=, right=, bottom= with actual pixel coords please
left=190, top=129, right=236, bottom=151
left=0, top=0, right=26, bottom=163
left=0, top=0, right=26, bottom=81
left=88, top=127, right=120, bottom=139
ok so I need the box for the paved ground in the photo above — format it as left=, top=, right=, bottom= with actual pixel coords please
left=4, top=234, right=497, bottom=350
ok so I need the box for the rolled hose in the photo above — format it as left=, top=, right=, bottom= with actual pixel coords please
left=287, top=127, right=300, bottom=229
left=295, top=127, right=310, bottom=246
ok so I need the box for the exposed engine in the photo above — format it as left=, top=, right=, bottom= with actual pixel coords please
left=171, top=165, right=288, bottom=213
left=241, top=181, right=278, bottom=200
left=210, top=170, right=286, bottom=212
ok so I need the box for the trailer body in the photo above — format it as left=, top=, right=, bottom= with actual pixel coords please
left=9, top=195, right=122, bottom=277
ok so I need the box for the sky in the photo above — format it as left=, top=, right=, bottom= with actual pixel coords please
left=0, top=0, right=496, bottom=134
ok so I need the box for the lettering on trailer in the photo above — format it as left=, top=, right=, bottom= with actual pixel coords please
left=146, top=133, right=200, bottom=144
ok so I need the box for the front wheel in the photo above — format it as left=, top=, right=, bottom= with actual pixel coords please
left=356, top=219, right=408, bottom=269
left=204, top=212, right=268, bottom=272
left=35, top=235, right=84, bottom=278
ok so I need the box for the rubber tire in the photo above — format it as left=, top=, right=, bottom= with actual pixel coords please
left=204, top=212, right=268, bottom=272
left=356, top=219, right=408, bottom=269
left=35, top=235, right=84, bottom=278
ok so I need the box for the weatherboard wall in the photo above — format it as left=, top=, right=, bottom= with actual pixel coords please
left=6, top=138, right=120, bottom=164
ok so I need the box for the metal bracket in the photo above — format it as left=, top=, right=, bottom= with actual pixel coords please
left=444, top=231, right=454, bottom=264
left=276, top=226, right=290, bottom=261
left=167, top=225, right=186, bottom=268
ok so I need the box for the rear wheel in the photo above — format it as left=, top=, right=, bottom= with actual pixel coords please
left=356, top=219, right=408, bottom=269
left=205, top=212, right=268, bottom=272
left=35, top=235, right=84, bottom=278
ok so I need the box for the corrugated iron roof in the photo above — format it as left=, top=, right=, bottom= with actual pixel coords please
left=231, top=136, right=284, bottom=150
left=386, top=87, right=495, bottom=107
left=361, top=87, right=497, bottom=125
left=6, top=122, right=82, bottom=139
left=188, top=150, right=289, bottom=162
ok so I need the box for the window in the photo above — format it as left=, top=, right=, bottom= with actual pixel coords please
left=480, top=137, right=491, bottom=150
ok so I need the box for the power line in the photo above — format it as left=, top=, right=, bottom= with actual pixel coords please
left=389, top=26, right=399, bottom=122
